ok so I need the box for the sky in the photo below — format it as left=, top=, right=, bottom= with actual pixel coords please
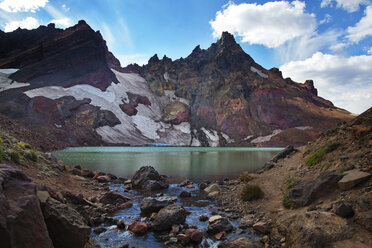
left=0, top=0, right=371, bottom=114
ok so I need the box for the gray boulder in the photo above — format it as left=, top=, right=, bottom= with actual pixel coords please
left=0, top=164, right=53, bottom=248
left=99, top=191, right=131, bottom=205
left=153, top=204, right=187, bottom=232
left=140, top=196, right=177, bottom=214
left=131, top=166, right=169, bottom=190
left=207, top=217, right=233, bottom=235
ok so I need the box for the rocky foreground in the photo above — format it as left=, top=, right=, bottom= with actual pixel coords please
left=0, top=108, right=371, bottom=248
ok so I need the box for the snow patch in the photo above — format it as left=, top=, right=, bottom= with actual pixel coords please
left=163, top=90, right=190, bottom=105
left=250, top=66, right=268, bottom=78
left=201, top=127, right=219, bottom=147
left=222, top=132, right=234, bottom=143
left=164, top=72, right=170, bottom=82
left=243, top=135, right=254, bottom=141
left=0, top=69, right=30, bottom=92
left=251, top=129, right=282, bottom=143
left=295, top=126, right=313, bottom=130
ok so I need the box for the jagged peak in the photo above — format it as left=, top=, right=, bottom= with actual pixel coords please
left=148, top=54, right=160, bottom=64
left=192, top=45, right=202, bottom=54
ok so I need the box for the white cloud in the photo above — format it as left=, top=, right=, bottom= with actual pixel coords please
left=101, top=22, right=115, bottom=49
left=210, top=1, right=316, bottom=48
left=50, top=18, right=72, bottom=28
left=116, top=54, right=149, bottom=67
left=368, top=47, right=372, bottom=54
left=61, top=4, right=70, bottom=12
left=280, top=52, right=372, bottom=114
left=330, top=42, right=348, bottom=52
left=347, top=6, right=372, bottom=43
left=0, top=0, right=48, bottom=13
left=321, top=0, right=370, bottom=13
left=4, top=17, right=39, bottom=32
left=320, top=13, right=332, bottom=24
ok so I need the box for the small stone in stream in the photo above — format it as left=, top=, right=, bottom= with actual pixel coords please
left=97, top=175, right=111, bottom=183
left=104, top=217, right=117, bottom=226
left=208, top=191, right=219, bottom=198
left=180, top=179, right=192, bottom=187
left=140, top=196, right=177, bottom=213
left=179, top=190, right=191, bottom=198
left=334, top=201, right=354, bottom=218
left=198, top=182, right=208, bottom=190
left=207, top=217, right=233, bottom=235
left=185, top=229, right=203, bottom=244
left=93, top=227, right=107, bottom=234
left=239, top=215, right=254, bottom=229
left=214, top=231, right=226, bottom=240
left=186, top=184, right=195, bottom=188
left=117, top=220, right=126, bottom=229
left=209, top=215, right=222, bottom=223
left=204, top=183, right=220, bottom=194
left=177, top=233, right=190, bottom=245
left=253, top=221, right=270, bottom=234
left=118, top=201, right=133, bottom=210
left=99, top=191, right=131, bottom=205
left=198, top=215, right=208, bottom=222
left=123, top=184, right=132, bottom=190
left=128, top=222, right=148, bottom=236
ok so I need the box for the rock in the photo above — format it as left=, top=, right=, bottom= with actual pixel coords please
left=198, top=214, right=208, bottom=222
left=198, top=182, right=208, bottom=190
left=218, top=237, right=259, bottom=248
left=185, top=229, right=203, bottom=243
left=42, top=197, right=91, bottom=248
left=143, top=180, right=169, bottom=191
left=179, top=179, right=192, bottom=187
left=163, top=101, right=190, bottom=124
left=271, top=145, right=294, bottom=163
left=214, top=231, right=226, bottom=240
left=140, top=196, right=177, bottom=213
left=99, top=191, right=131, bottom=205
left=63, top=191, right=89, bottom=205
left=208, top=191, right=219, bottom=198
left=289, top=172, right=342, bottom=207
left=186, top=184, right=195, bottom=188
left=117, top=220, right=126, bottom=229
left=277, top=211, right=354, bottom=248
left=204, top=183, right=220, bottom=194
left=0, top=164, right=53, bottom=248
left=239, top=215, right=254, bottom=229
left=128, top=222, right=148, bottom=236
left=81, top=169, right=94, bottom=178
left=131, top=166, right=169, bottom=190
left=261, top=161, right=275, bottom=171
left=179, top=190, right=191, bottom=198
left=153, top=204, right=187, bottom=232
left=207, top=217, right=233, bottom=235
left=253, top=221, right=270, bottom=234
left=96, top=175, right=111, bottom=183
left=333, top=201, right=354, bottom=218
left=118, top=201, right=133, bottom=210
left=338, top=169, right=371, bottom=190
left=209, top=215, right=222, bottom=223
left=93, top=227, right=107, bottom=234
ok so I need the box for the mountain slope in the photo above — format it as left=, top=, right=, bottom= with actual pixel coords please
left=0, top=22, right=352, bottom=150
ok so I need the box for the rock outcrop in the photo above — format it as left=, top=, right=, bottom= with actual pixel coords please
left=0, top=164, right=53, bottom=248
left=131, top=166, right=169, bottom=190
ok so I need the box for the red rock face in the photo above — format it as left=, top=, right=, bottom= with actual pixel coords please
left=119, top=92, right=151, bottom=116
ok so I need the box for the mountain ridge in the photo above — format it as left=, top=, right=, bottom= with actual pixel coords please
left=0, top=21, right=352, bottom=150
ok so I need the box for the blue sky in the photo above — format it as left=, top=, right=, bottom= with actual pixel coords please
left=0, top=0, right=371, bottom=114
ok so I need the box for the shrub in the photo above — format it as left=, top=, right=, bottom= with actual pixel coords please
left=240, top=172, right=254, bottom=182
left=0, top=137, right=2, bottom=143
left=0, top=146, right=4, bottom=162
left=282, top=194, right=296, bottom=209
left=241, top=185, right=263, bottom=201
left=10, top=150, right=21, bottom=164
left=285, top=177, right=300, bottom=189
left=339, top=164, right=353, bottom=173
left=306, top=142, right=341, bottom=166
left=26, top=150, right=38, bottom=162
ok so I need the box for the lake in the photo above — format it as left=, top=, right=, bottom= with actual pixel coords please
left=53, top=147, right=283, bottom=182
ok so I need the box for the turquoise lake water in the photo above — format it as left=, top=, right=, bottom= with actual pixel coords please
left=54, top=147, right=283, bottom=181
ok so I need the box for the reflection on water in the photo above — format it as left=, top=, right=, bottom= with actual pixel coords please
left=54, top=147, right=282, bottom=181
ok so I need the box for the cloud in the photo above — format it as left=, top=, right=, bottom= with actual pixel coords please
left=280, top=52, right=372, bottom=114
left=4, top=16, right=39, bottom=32
left=0, top=0, right=48, bottom=13
left=321, top=0, right=370, bottom=13
left=116, top=54, right=149, bottom=67
left=210, top=1, right=316, bottom=48
left=320, top=13, right=332, bottom=24
left=101, top=22, right=115, bottom=49
left=346, top=6, right=372, bottom=43
left=50, top=18, right=72, bottom=28
left=368, top=47, right=372, bottom=54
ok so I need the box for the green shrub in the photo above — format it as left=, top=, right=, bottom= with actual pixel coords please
left=240, top=172, right=254, bottom=182
left=282, top=194, right=296, bottom=209
left=241, top=185, right=263, bottom=201
left=285, top=177, right=300, bottom=189
left=306, top=142, right=341, bottom=166
left=26, top=150, right=38, bottom=162
left=10, top=150, right=21, bottom=164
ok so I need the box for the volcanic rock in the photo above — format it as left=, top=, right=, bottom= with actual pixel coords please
left=99, top=191, right=131, bottom=205
left=207, top=216, right=233, bottom=235
left=131, top=166, right=169, bottom=190
left=338, top=169, right=371, bottom=190
left=153, top=204, right=187, bottom=232
left=140, top=196, right=177, bottom=213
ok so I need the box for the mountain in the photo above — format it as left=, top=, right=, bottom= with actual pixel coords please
left=0, top=21, right=352, bottom=150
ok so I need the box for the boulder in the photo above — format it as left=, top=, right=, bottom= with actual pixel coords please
left=253, top=221, right=270, bottom=234
left=63, top=191, right=89, bottom=206
left=0, top=164, right=53, bottom=248
left=140, top=196, right=177, bottom=214
left=185, top=229, right=203, bottom=243
left=153, top=204, right=187, bottom=232
left=179, top=190, right=191, bottom=198
left=198, top=214, right=208, bottom=222
left=239, top=215, right=254, bottom=229
left=128, top=222, right=148, bottom=236
left=93, top=227, right=107, bottom=234
left=338, top=169, right=371, bottom=190
left=99, top=191, right=131, bottom=205
left=271, top=145, right=294, bottom=163
left=277, top=211, right=353, bottom=248
left=333, top=201, right=354, bottom=218
left=41, top=197, right=91, bottom=248
left=204, top=183, right=220, bottom=194
left=218, top=237, right=261, bottom=248
left=207, top=217, right=233, bottom=235
left=289, top=172, right=342, bottom=207
left=131, top=166, right=169, bottom=190
left=96, top=175, right=112, bottom=183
